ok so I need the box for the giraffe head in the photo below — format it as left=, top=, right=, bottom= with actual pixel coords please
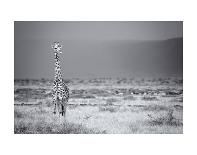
left=52, top=42, right=62, bottom=55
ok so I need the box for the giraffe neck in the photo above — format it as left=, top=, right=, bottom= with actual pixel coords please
left=54, top=53, right=63, bottom=83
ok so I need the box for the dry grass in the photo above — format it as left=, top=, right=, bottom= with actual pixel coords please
left=14, top=106, right=102, bottom=134
left=14, top=120, right=99, bottom=134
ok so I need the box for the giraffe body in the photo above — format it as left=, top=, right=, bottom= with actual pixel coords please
left=51, top=42, right=69, bottom=117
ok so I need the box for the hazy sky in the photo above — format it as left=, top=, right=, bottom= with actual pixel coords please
left=14, top=21, right=183, bottom=79
left=15, top=21, right=182, bottom=41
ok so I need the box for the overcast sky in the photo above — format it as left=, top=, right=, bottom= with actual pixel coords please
left=14, top=21, right=183, bottom=79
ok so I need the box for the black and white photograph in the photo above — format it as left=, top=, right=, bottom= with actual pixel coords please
left=14, top=21, right=183, bottom=134
left=3, top=0, right=197, bottom=154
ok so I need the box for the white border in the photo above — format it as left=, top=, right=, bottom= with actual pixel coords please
left=1, top=0, right=197, bottom=155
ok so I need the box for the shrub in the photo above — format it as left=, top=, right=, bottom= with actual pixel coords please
left=147, top=109, right=182, bottom=126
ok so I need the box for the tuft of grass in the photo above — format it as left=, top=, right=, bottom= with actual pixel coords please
left=143, top=105, right=168, bottom=111
left=98, top=98, right=119, bottom=112
left=14, top=110, right=24, bottom=119
left=88, top=89, right=110, bottom=97
left=71, top=94, right=95, bottom=99
left=123, top=95, right=136, bottom=101
left=106, top=98, right=119, bottom=105
left=142, top=96, right=158, bottom=101
left=147, top=109, right=183, bottom=126
left=68, top=104, right=78, bottom=109
left=133, top=105, right=168, bottom=111
left=98, top=105, right=119, bottom=113
left=174, top=105, right=183, bottom=110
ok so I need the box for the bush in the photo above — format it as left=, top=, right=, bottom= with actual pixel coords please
left=147, top=109, right=182, bottom=126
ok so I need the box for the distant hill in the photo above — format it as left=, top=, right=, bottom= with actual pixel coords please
left=15, top=38, right=183, bottom=78
left=62, top=37, right=183, bottom=77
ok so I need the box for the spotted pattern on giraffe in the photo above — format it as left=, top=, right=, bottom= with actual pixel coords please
left=51, top=42, right=69, bottom=116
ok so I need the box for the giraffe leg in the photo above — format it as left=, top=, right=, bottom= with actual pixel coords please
left=61, top=104, right=64, bottom=116
left=64, top=100, right=67, bottom=119
left=66, top=105, right=67, bottom=117
left=57, top=101, right=60, bottom=117
left=53, top=99, right=56, bottom=114
left=62, top=100, right=67, bottom=125
left=57, top=98, right=64, bottom=116
left=60, top=98, right=65, bottom=117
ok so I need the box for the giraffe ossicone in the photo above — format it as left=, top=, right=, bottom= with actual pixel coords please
left=51, top=42, right=69, bottom=117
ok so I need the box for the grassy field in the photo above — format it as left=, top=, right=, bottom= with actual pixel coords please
left=14, top=77, right=183, bottom=134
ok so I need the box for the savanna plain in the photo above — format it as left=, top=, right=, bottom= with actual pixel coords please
left=14, top=77, right=183, bottom=134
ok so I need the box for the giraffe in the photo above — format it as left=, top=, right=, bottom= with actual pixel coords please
left=51, top=42, right=69, bottom=118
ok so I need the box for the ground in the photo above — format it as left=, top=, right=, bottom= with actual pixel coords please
left=14, top=77, right=183, bottom=134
